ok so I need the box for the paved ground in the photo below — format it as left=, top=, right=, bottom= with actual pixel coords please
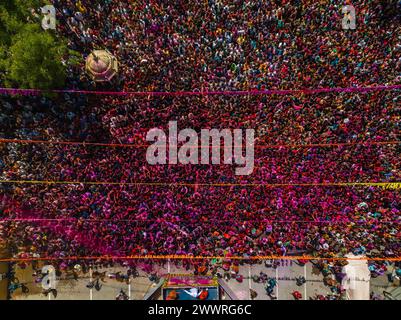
left=221, top=260, right=331, bottom=300
left=11, top=265, right=160, bottom=300
left=8, top=260, right=400, bottom=300
left=10, top=260, right=328, bottom=300
left=370, top=264, right=401, bottom=300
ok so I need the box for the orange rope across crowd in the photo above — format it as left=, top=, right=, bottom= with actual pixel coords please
left=0, top=180, right=400, bottom=189
left=1, top=255, right=401, bottom=263
left=0, top=218, right=399, bottom=224
left=0, top=138, right=400, bottom=149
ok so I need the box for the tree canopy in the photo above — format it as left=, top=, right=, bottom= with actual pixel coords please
left=0, top=1, right=79, bottom=90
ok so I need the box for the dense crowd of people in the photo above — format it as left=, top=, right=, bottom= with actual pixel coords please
left=1, top=0, right=401, bottom=298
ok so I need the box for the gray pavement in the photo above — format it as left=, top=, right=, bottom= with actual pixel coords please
left=221, top=260, right=330, bottom=300
left=9, top=261, right=400, bottom=300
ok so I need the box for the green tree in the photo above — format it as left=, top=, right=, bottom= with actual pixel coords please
left=0, top=0, right=42, bottom=44
left=0, top=1, right=80, bottom=90
left=5, top=24, right=67, bottom=89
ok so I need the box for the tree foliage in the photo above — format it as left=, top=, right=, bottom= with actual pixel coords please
left=0, top=0, right=42, bottom=44
left=6, top=24, right=67, bottom=89
left=0, top=1, right=79, bottom=89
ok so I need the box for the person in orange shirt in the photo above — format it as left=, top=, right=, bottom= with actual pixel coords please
left=198, top=289, right=209, bottom=300
left=166, top=290, right=178, bottom=300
